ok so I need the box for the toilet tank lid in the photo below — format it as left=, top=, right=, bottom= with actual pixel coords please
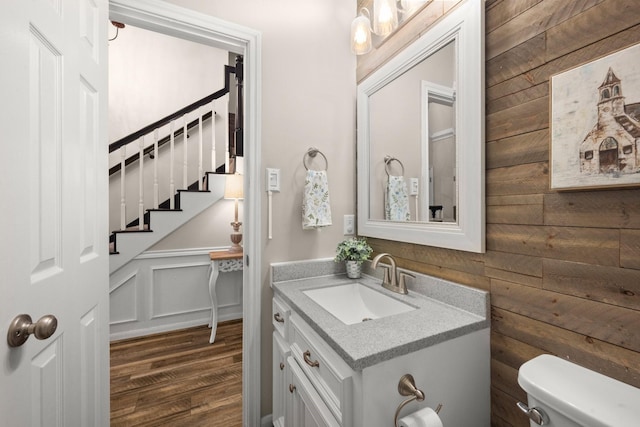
left=518, top=355, right=640, bottom=426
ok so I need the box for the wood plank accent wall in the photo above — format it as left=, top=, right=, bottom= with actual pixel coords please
left=357, top=1, right=640, bottom=425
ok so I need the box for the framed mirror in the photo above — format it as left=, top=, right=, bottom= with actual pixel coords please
left=357, top=0, right=485, bottom=252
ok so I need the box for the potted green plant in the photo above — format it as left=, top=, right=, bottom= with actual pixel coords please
left=335, top=237, right=373, bottom=279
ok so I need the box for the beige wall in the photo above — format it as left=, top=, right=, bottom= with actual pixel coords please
left=165, top=0, right=358, bottom=416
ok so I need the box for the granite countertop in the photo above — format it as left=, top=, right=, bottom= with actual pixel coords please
left=271, top=259, right=490, bottom=371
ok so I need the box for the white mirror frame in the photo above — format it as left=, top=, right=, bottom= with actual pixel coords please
left=357, top=0, right=485, bottom=253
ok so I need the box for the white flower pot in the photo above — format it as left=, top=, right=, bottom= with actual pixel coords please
left=345, top=260, right=362, bottom=279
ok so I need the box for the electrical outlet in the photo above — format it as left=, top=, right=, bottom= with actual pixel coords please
left=266, top=168, right=281, bottom=192
left=343, top=214, right=355, bottom=235
left=410, top=178, right=419, bottom=195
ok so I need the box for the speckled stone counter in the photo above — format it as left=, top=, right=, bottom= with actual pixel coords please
left=271, top=258, right=489, bottom=371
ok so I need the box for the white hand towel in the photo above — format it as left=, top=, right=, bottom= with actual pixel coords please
left=385, top=175, right=410, bottom=221
left=398, top=407, right=443, bottom=427
left=302, top=169, right=332, bottom=229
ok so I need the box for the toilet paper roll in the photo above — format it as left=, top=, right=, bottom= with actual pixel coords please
left=398, top=406, right=443, bottom=427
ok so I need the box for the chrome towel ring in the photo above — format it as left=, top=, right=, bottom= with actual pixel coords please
left=384, top=155, right=405, bottom=176
left=303, top=147, right=328, bottom=171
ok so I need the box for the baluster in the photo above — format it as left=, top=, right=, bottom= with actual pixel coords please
left=170, top=120, right=175, bottom=209
left=120, top=145, right=126, bottom=230
left=153, top=129, right=159, bottom=209
left=183, top=114, right=188, bottom=189
left=138, top=136, right=145, bottom=230
left=224, top=96, right=230, bottom=172
left=211, top=100, right=216, bottom=176
left=198, top=106, right=203, bottom=190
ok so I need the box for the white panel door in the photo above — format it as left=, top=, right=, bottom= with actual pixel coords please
left=0, top=0, right=109, bottom=426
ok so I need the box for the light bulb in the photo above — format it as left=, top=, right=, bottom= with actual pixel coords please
left=373, top=0, right=398, bottom=37
left=350, top=11, right=372, bottom=55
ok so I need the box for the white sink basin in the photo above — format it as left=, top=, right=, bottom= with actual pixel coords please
left=303, top=283, right=415, bottom=325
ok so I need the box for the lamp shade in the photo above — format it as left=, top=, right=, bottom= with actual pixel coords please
left=224, top=173, right=244, bottom=200
left=373, top=0, right=398, bottom=37
left=351, top=10, right=372, bottom=55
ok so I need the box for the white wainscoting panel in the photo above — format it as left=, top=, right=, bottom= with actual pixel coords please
left=150, top=262, right=211, bottom=318
left=109, top=271, right=138, bottom=325
left=109, top=248, right=242, bottom=340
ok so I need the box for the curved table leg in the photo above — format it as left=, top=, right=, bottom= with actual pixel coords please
left=208, top=262, right=220, bottom=343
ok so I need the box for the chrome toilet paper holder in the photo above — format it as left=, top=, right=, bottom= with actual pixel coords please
left=394, top=374, right=443, bottom=427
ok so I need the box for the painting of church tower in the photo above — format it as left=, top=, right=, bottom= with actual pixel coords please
left=579, top=67, right=640, bottom=176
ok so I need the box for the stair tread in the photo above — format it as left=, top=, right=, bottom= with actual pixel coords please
left=113, top=228, right=153, bottom=234
left=177, top=189, right=211, bottom=193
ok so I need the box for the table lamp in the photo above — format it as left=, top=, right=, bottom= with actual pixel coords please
left=224, top=173, right=244, bottom=253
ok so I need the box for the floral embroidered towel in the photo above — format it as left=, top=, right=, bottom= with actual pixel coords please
left=302, top=170, right=332, bottom=229
left=385, top=175, right=410, bottom=221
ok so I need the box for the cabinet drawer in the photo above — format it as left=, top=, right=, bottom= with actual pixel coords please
left=290, top=313, right=353, bottom=425
left=273, top=296, right=291, bottom=340
left=287, top=356, right=340, bottom=427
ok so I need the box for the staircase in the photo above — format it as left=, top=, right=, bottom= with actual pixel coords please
left=109, top=173, right=226, bottom=273
left=109, top=57, right=243, bottom=274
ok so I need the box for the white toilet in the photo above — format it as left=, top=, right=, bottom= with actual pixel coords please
left=517, top=354, right=640, bottom=426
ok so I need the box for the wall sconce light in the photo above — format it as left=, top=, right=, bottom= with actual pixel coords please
left=351, top=8, right=373, bottom=55
left=399, top=0, right=428, bottom=15
left=351, top=0, right=431, bottom=55
left=224, top=173, right=244, bottom=253
left=373, top=0, right=399, bottom=37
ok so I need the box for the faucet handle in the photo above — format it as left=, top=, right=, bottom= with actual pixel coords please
left=379, top=264, right=392, bottom=286
left=398, top=271, right=415, bottom=293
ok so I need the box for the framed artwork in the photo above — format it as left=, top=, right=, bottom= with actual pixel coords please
left=550, top=42, right=640, bottom=190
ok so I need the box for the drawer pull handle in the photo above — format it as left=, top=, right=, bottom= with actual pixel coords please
left=303, top=350, right=320, bottom=368
left=280, top=362, right=285, bottom=370
left=289, top=384, right=296, bottom=393
left=274, top=313, right=284, bottom=323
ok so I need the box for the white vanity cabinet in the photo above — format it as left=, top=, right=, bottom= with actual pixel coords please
left=287, top=313, right=353, bottom=426
left=287, top=355, right=340, bottom=427
left=271, top=260, right=490, bottom=427
left=272, top=291, right=490, bottom=427
left=274, top=294, right=353, bottom=427
left=272, top=297, right=291, bottom=427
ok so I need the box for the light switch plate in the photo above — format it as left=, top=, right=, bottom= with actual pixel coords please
left=266, top=168, right=281, bottom=192
left=410, top=178, right=419, bottom=195
left=343, top=214, right=355, bottom=235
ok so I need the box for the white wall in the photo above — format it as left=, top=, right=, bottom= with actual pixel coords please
left=163, top=0, right=358, bottom=416
left=108, top=24, right=229, bottom=144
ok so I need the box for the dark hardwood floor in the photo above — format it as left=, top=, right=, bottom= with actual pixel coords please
left=110, top=320, right=243, bottom=426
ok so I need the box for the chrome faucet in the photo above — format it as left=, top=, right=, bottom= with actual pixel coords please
left=371, top=253, right=414, bottom=295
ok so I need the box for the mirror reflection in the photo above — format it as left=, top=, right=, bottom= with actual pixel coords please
left=368, top=39, right=456, bottom=223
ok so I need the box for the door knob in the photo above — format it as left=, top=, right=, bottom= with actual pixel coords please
left=7, top=314, right=58, bottom=347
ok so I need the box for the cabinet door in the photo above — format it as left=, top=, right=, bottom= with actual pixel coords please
left=287, top=357, right=340, bottom=427
left=273, top=333, right=289, bottom=427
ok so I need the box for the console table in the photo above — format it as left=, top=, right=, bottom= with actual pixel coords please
left=208, top=251, right=243, bottom=343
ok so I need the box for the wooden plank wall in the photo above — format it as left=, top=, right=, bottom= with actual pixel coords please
left=356, top=1, right=640, bottom=425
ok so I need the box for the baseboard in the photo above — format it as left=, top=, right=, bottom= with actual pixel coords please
left=110, top=318, right=209, bottom=341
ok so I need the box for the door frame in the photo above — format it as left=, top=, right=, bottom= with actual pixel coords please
left=109, top=1, right=262, bottom=424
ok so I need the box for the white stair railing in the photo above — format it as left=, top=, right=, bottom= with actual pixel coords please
left=138, top=136, right=145, bottom=230
left=116, top=106, right=219, bottom=232
left=182, top=115, right=188, bottom=189
left=211, top=100, right=217, bottom=179
left=120, top=145, right=127, bottom=230
left=153, top=129, right=159, bottom=209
